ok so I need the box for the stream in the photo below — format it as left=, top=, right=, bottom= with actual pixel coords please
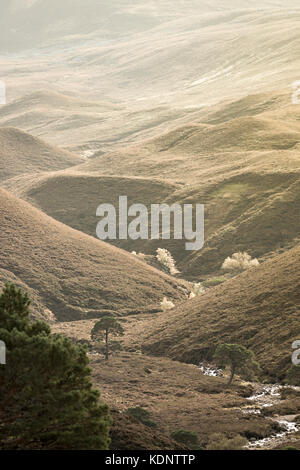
left=199, top=363, right=299, bottom=449
left=244, top=383, right=299, bottom=449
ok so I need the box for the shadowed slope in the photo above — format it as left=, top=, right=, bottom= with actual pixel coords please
left=137, top=245, right=300, bottom=380
left=0, top=188, right=185, bottom=320
left=2, top=172, right=180, bottom=240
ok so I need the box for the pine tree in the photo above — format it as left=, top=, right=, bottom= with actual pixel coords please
left=0, top=283, right=111, bottom=450
left=214, top=343, right=261, bottom=385
left=91, top=316, right=124, bottom=361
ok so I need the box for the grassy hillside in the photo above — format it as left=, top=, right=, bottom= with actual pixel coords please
left=0, top=127, right=83, bottom=182
left=133, top=245, right=300, bottom=381
left=75, top=107, right=300, bottom=183
left=0, top=90, right=201, bottom=153
left=0, top=91, right=129, bottom=152
left=3, top=1, right=297, bottom=53
left=109, top=408, right=186, bottom=450
left=0, top=187, right=186, bottom=320
left=2, top=172, right=180, bottom=239
left=2, top=90, right=298, bottom=280
left=1, top=1, right=299, bottom=451
left=4, top=169, right=299, bottom=278
left=2, top=5, right=300, bottom=110
left=58, top=91, right=299, bottom=278
left=166, top=171, right=300, bottom=276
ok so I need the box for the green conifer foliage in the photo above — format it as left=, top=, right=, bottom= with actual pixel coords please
left=0, top=283, right=111, bottom=450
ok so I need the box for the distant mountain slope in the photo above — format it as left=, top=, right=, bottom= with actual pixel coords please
left=164, top=171, right=300, bottom=276
left=151, top=117, right=300, bottom=153
left=59, top=96, right=299, bottom=278
left=0, top=90, right=200, bottom=153
left=137, top=245, right=300, bottom=380
left=3, top=1, right=298, bottom=52
left=2, top=4, right=300, bottom=109
left=3, top=87, right=299, bottom=278
left=0, top=127, right=83, bottom=182
left=73, top=95, right=300, bottom=183
left=0, top=187, right=185, bottom=320
left=0, top=92, right=124, bottom=152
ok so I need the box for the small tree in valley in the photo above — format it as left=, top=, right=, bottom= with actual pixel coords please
left=156, top=248, right=179, bottom=275
left=91, top=316, right=124, bottom=361
left=214, top=343, right=260, bottom=385
left=222, top=252, right=259, bottom=273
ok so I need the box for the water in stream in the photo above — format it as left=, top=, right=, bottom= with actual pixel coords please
left=245, top=383, right=299, bottom=449
left=199, top=363, right=299, bottom=449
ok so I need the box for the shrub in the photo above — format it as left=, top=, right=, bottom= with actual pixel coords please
left=206, top=433, right=247, bottom=450
left=126, top=407, right=157, bottom=428
left=189, top=282, right=205, bottom=299
left=160, top=297, right=175, bottom=311
left=202, top=277, right=227, bottom=288
left=131, top=251, right=145, bottom=258
left=170, top=430, right=202, bottom=450
left=221, top=252, right=259, bottom=272
left=156, top=248, right=179, bottom=275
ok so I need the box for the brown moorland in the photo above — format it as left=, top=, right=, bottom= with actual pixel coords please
left=115, top=245, right=300, bottom=381
left=5, top=168, right=299, bottom=279
left=0, top=127, right=83, bottom=183
left=0, top=187, right=186, bottom=321
left=51, top=315, right=285, bottom=450
left=2, top=172, right=180, bottom=240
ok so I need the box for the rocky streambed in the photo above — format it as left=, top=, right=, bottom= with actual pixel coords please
left=199, top=363, right=299, bottom=450
left=243, top=383, right=299, bottom=449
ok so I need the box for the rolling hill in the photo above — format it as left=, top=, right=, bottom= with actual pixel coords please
left=0, top=90, right=201, bottom=153
left=0, top=127, right=83, bottom=182
left=0, top=187, right=186, bottom=320
left=2, top=3, right=300, bottom=110
left=3, top=168, right=299, bottom=279
left=2, top=172, right=180, bottom=240
left=7, top=89, right=298, bottom=279
left=73, top=102, right=300, bottom=183
left=129, top=244, right=300, bottom=381
left=3, top=1, right=298, bottom=53
left=0, top=91, right=127, bottom=152
left=0, top=1, right=299, bottom=451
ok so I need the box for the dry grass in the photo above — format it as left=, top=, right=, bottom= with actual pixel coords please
left=50, top=316, right=282, bottom=449
left=109, top=408, right=186, bottom=450
left=3, top=88, right=300, bottom=280
left=0, top=187, right=186, bottom=321
left=89, top=352, right=279, bottom=448
left=116, top=245, right=300, bottom=381
left=0, top=127, right=83, bottom=183
left=2, top=172, right=179, bottom=242
left=7, top=167, right=299, bottom=279
left=1, top=2, right=300, bottom=450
